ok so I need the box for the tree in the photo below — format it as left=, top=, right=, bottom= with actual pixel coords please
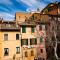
left=46, top=16, right=60, bottom=60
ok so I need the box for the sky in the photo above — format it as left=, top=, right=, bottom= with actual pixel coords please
left=0, top=0, right=60, bottom=20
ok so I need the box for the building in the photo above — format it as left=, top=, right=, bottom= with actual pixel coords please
left=0, top=20, right=21, bottom=60
left=18, top=21, right=37, bottom=60
left=24, top=13, right=48, bottom=60
left=15, top=12, right=32, bottom=24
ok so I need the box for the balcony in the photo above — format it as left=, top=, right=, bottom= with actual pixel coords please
left=0, top=24, right=19, bottom=31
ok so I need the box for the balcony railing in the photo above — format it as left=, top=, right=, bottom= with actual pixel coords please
left=0, top=24, right=19, bottom=29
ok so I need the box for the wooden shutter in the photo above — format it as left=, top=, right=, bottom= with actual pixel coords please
left=40, top=37, right=43, bottom=42
left=22, top=26, right=26, bottom=33
left=30, top=39, right=32, bottom=45
left=26, top=39, right=28, bottom=45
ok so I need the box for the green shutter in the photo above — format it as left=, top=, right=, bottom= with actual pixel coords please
left=26, top=39, right=28, bottom=45
left=40, top=37, right=43, bottom=42
left=30, top=39, right=32, bottom=45
left=35, top=38, right=37, bottom=44
left=22, top=26, right=26, bottom=33
left=31, top=27, right=34, bottom=33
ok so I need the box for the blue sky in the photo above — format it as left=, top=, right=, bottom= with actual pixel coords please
left=0, top=0, right=60, bottom=20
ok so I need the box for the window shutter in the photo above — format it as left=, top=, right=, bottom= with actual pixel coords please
left=35, top=38, right=37, bottom=44
left=22, top=26, right=26, bottom=33
left=31, top=27, right=34, bottom=33
left=30, top=39, right=32, bottom=45
left=40, top=37, right=43, bottom=42
left=26, top=39, right=28, bottom=45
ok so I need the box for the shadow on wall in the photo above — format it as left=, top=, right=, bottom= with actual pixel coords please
left=57, top=43, right=60, bottom=58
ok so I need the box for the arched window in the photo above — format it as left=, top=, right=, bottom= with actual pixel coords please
left=31, top=50, right=34, bottom=56
left=25, top=51, right=28, bottom=57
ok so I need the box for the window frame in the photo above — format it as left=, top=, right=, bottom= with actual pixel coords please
left=16, top=47, right=20, bottom=54
left=4, top=34, right=8, bottom=41
left=30, top=38, right=37, bottom=45
left=16, top=34, right=19, bottom=40
left=21, top=39, right=28, bottom=46
left=4, top=48, right=9, bottom=56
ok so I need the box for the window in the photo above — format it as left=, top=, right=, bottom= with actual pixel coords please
left=4, top=48, right=9, bottom=56
left=31, top=50, right=34, bottom=56
left=16, top=34, right=19, bottom=40
left=22, top=26, right=26, bottom=33
left=30, top=38, right=37, bottom=45
left=39, top=25, right=42, bottom=30
left=4, top=34, right=8, bottom=40
left=16, top=47, right=20, bottom=54
left=31, top=27, right=35, bottom=33
left=40, top=37, right=43, bottom=43
left=25, top=51, right=28, bottom=57
left=40, top=49, right=43, bottom=53
left=21, top=39, right=28, bottom=46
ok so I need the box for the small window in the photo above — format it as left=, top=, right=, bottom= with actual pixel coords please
left=40, top=49, right=43, bottom=53
left=4, top=48, right=9, bottom=56
left=16, top=34, right=19, bottom=40
left=39, top=25, right=42, bottom=30
left=22, top=26, right=26, bottom=33
left=25, top=51, right=28, bottom=57
left=31, top=27, right=35, bottom=33
left=16, top=47, right=20, bottom=54
left=31, top=50, right=34, bottom=56
left=4, top=34, right=8, bottom=41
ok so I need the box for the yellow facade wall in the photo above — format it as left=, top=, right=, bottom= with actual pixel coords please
left=0, top=32, right=21, bottom=60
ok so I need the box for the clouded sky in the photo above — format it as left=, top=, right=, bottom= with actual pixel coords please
left=0, top=0, right=60, bottom=20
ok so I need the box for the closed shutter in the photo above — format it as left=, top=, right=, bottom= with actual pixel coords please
left=26, top=39, right=28, bottom=45
left=40, top=37, right=43, bottom=42
left=31, top=27, right=34, bottom=33
left=30, top=39, right=32, bottom=45
left=22, top=26, right=26, bottom=33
